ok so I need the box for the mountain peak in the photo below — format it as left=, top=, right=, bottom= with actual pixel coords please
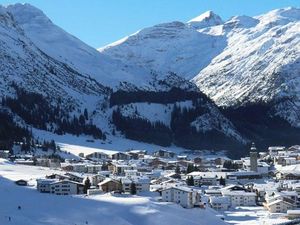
left=188, top=10, right=223, bottom=29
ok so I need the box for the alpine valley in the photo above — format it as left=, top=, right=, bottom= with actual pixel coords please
left=0, top=4, right=299, bottom=157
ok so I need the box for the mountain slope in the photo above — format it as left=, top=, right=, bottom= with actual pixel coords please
left=99, top=11, right=227, bottom=80
left=7, top=3, right=154, bottom=88
left=99, top=7, right=300, bottom=148
left=0, top=4, right=248, bottom=152
left=0, top=5, right=110, bottom=140
left=193, top=7, right=300, bottom=127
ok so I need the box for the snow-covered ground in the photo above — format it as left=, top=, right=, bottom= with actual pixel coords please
left=33, top=128, right=227, bottom=158
left=224, top=206, right=289, bottom=225
left=0, top=159, right=226, bottom=225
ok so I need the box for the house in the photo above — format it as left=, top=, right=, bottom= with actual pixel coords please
left=194, top=175, right=218, bottom=186
left=161, top=186, right=199, bottom=208
left=264, top=198, right=296, bottom=213
left=37, top=179, right=58, bottom=193
left=269, top=146, right=286, bottom=157
left=98, top=178, right=122, bottom=193
left=209, top=196, right=230, bottom=210
left=153, top=150, right=175, bottom=158
left=111, top=152, right=131, bottom=160
left=86, top=164, right=102, bottom=174
left=222, top=190, right=256, bottom=207
left=127, top=150, right=147, bottom=159
left=65, top=172, right=85, bottom=183
left=0, top=150, right=9, bottom=159
left=15, top=179, right=28, bottom=186
left=148, top=158, right=167, bottom=169
left=89, top=174, right=106, bottom=186
left=264, top=191, right=298, bottom=208
left=72, top=163, right=87, bottom=173
left=204, top=189, right=222, bottom=196
left=227, top=171, right=262, bottom=180
left=108, top=163, right=137, bottom=175
left=46, top=173, right=70, bottom=180
left=35, top=158, right=61, bottom=168
left=121, top=177, right=150, bottom=194
left=49, top=180, right=84, bottom=195
left=86, top=152, right=109, bottom=161
left=60, top=163, right=74, bottom=171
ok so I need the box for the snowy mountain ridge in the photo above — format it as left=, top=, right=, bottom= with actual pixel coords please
left=100, top=7, right=300, bottom=130
left=0, top=3, right=299, bottom=152
left=0, top=3, right=248, bottom=152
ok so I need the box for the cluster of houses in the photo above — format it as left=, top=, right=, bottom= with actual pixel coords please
left=5, top=143, right=300, bottom=218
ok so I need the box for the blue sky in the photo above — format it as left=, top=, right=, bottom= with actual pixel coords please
left=1, top=0, right=300, bottom=48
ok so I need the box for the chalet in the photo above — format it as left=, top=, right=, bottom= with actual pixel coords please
left=264, top=198, right=296, bottom=213
left=153, top=150, right=175, bottom=159
left=46, top=173, right=70, bottom=180
left=108, top=163, right=137, bottom=175
left=111, top=152, right=131, bottom=160
left=98, top=178, right=122, bottom=193
left=127, top=150, right=147, bottom=159
left=65, top=172, right=85, bottom=183
left=86, top=152, right=109, bottom=161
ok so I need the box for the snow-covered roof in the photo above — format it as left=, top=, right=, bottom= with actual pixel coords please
left=209, top=196, right=230, bottom=204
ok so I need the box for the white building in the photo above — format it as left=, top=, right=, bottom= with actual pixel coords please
left=121, top=177, right=150, bottom=194
left=161, top=186, right=199, bottom=208
left=264, top=199, right=296, bottom=213
left=209, top=196, right=230, bottom=210
left=37, top=179, right=58, bottom=193
left=222, top=190, right=256, bottom=207
left=49, top=180, right=84, bottom=195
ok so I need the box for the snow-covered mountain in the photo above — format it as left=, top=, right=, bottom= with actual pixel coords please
left=193, top=8, right=300, bottom=127
left=99, top=11, right=227, bottom=80
left=100, top=7, right=300, bottom=134
left=0, top=3, right=249, bottom=153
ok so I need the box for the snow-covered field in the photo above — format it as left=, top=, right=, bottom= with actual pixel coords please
left=33, top=128, right=228, bottom=159
left=224, top=206, right=288, bottom=225
left=0, top=159, right=226, bottom=225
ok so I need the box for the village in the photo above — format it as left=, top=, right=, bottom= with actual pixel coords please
left=2, top=143, right=300, bottom=223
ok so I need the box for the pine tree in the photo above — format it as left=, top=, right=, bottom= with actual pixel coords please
left=190, top=176, right=194, bottom=186
left=187, top=164, right=195, bottom=174
left=130, top=182, right=137, bottom=195
left=175, top=165, right=180, bottom=174
left=84, top=108, right=88, bottom=120
left=219, top=176, right=226, bottom=186
left=84, top=177, right=91, bottom=194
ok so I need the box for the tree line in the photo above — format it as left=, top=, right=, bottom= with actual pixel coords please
left=2, top=86, right=105, bottom=140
